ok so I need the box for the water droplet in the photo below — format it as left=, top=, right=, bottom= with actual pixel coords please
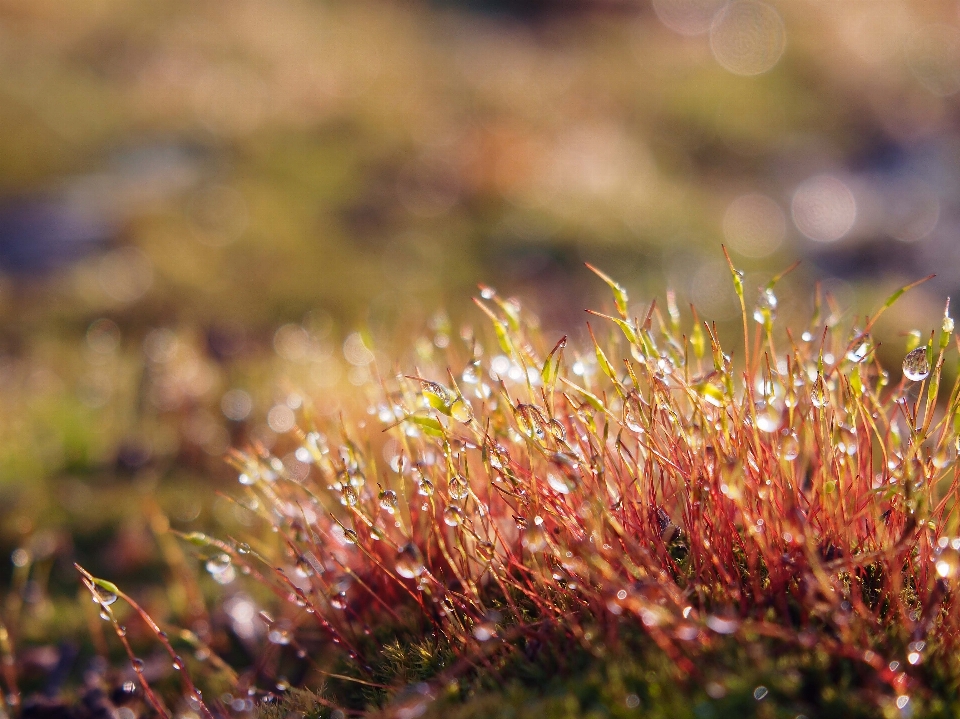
left=340, top=486, right=359, bottom=507
left=461, top=362, right=480, bottom=384
left=753, top=686, right=768, bottom=701
left=781, top=432, right=800, bottom=460
left=903, top=347, right=930, bottom=381
left=206, top=554, right=232, bottom=575
left=846, top=338, right=870, bottom=363
left=623, top=392, right=644, bottom=433
left=753, top=288, right=778, bottom=324
left=443, top=505, right=465, bottom=527
left=485, top=438, right=508, bottom=469
left=395, top=543, right=426, bottom=579
left=418, top=477, right=435, bottom=497
left=810, top=375, right=828, bottom=408
left=378, top=489, right=399, bottom=514
left=522, top=525, right=548, bottom=552
left=329, top=592, right=348, bottom=610
left=448, top=474, right=470, bottom=501
left=413, top=378, right=456, bottom=408
left=206, top=554, right=236, bottom=584
left=936, top=548, right=959, bottom=578
left=450, top=399, right=473, bottom=423
left=473, top=622, right=497, bottom=641
left=755, top=404, right=779, bottom=433
left=342, top=529, right=359, bottom=545
left=477, top=540, right=495, bottom=561
left=268, top=626, right=292, bottom=645
left=93, top=589, right=118, bottom=607
left=516, top=403, right=548, bottom=442
left=131, top=658, right=145, bottom=671
left=838, top=424, right=858, bottom=456
left=172, top=656, right=184, bottom=671
left=546, top=470, right=576, bottom=494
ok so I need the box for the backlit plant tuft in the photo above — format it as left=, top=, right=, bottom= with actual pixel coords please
left=81, top=255, right=960, bottom=717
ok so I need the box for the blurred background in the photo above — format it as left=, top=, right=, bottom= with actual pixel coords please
left=4, top=0, right=960, bottom=694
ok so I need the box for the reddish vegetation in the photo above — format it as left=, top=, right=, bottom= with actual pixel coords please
left=82, top=258, right=960, bottom=715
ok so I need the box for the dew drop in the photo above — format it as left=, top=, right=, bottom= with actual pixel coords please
left=206, top=554, right=232, bottom=575
left=753, top=288, right=778, bottom=324
left=443, top=505, right=465, bottom=527
left=846, top=338, right=870, bottom=363
left=623, top=392, right=644, bottom=433
left=810, top=375, right=828, bottom=408
left=477, top=540, right=495, bottom=561
left=340, top=486, right=359, bottom=507
left=755, top=404, right=780, bottom=433
left=395, top=543, right=426, bottom=579
left=450, top=399, right=473, bottom=423
left=93, top=589, right=118, bottom=607
left=521, top=526, right=548, bottom=552
left=473, top=622, right=497, bottom=641
left=781, top=432, right=800, bottom=461
left=546, top=471, right=577, bottom=494
left=378, top=489, right=399, bottom=514
left=936, top=548, right=959, bottom=578
left=268, top=627, right=292, bottom=645
left=448, top=474, right=470, bottom=501
left=329, top=592, right=348, bottom=610
left=903, top=347, right=930, bottom=382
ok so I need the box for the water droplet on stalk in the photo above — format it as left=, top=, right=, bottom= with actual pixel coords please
left=268, top=624, right=292, bottom=645
left=395, top=543, right=426, bottom=579
left=623, top=392, right=644, bottom=433
left=781, top=432, right=800, bottom=460
left=477, top=540, right=495, bottom=561
left=810, top=375, right=828, bottom=408
left=450, top=399, right=473, bottom=423
left=340, top=486, right=359, bottom=507
left=755, top=404, right=779, bottom=433
left=443, top=505, right=464, bottom=527
left=903, top=347, right=930, bottom=381
left=93, top=589, right=118, bottom=607
left=448, top=475, right=470, bottom=501
left=516, top=404, right=548, bottom=441
left=378, top=489, right=399, bottom=514
left=329, top=593, right=348, bottom=610
left=522, top=525, right=548, bottom=552
left=753, top=288, right=777, bottom=324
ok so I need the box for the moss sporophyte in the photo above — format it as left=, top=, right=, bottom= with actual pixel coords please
left=76, top=259, right=960, bottom=718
